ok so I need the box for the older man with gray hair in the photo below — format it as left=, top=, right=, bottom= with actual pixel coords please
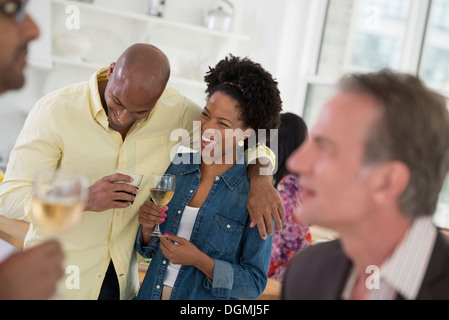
left=283, top=69, right=449, bottom=300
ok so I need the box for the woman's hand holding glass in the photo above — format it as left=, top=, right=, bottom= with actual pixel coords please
left=138, top=200, right=168, bottom=243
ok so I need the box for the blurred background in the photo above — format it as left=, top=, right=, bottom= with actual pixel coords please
left=0, top=0, right=448, bottom=230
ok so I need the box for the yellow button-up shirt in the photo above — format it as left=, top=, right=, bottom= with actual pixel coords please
left=0, top=68, right=202, bottom=299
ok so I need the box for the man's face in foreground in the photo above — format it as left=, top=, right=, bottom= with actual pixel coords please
left=0, top=0, right=40, bottom=94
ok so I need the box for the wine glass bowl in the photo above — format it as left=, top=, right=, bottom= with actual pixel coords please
left=147, top=173, right=176, bottom=238
left=30, top=169, right=89, bottom=236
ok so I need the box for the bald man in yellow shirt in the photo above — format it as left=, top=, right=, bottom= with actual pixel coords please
left=0, top=43, right=284, bottom=300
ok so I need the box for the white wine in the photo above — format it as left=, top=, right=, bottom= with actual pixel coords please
left=31, top=196, right=83, bottom=234
left=147, top=174, right=175, bottom=237
left=150, top=189, right=175, bottom=207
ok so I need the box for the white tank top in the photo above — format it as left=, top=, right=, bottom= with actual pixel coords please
left=163, top=205, right=200, bottom=287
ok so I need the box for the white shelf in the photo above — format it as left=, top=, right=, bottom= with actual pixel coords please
left=51, top=55, right=206, bottom=89
left=52, top=0, right=250, bottom=42
left=49, top=0, right=237, bottom=95
left=52, top=55, right=102, bottom=69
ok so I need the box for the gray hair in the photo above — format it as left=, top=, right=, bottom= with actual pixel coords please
left=339, top=69, right=449, bottom=219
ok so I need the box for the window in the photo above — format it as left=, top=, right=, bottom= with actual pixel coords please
left=419, top=0, right=449, bottom=93
left=299, top=0, right=449, bottom=228
left=317, top=0, right=411, bottom=76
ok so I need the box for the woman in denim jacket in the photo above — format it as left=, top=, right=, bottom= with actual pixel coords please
left=135, top=55, right=282, bottom=300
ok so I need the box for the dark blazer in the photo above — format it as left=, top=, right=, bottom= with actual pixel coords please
left=282, top=232, right=449, bottom=300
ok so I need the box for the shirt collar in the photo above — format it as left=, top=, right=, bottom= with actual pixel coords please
left=170, top=150, right=247, bottom=191
left=341, top=216, right=437, bottom=300
left=378, top=216, right=437, bottom=300
left=89, top=67, right=109, bottom=128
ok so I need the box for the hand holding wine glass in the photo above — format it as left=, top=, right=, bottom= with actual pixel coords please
left=30, top=169, right=89, bottom=237
left=146, top=173, right=175, bottom=238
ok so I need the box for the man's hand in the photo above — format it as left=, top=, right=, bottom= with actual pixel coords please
left=85, top=173, right=139, bottom=212
left=247, top=174, right=285, bottom=240
left=0, top=240, right=64, bottom=300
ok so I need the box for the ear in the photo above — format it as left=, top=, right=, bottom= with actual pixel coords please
left=107, top=62, right=116, bottom=80
left=369, top=161, right=410, bottom=205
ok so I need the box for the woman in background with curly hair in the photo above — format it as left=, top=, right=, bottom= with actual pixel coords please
left=135, top=55, right=282, bottom=300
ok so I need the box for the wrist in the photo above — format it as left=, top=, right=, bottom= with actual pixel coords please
left=250, top=172, right=273, bottom=184
left=248, top=162, right=273, bottom=182
left=194, top=251, right=215, bottom=279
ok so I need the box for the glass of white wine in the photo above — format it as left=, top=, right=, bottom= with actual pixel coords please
left=147, top=173, right=176, bottom=238
left=30, top=169, right=89, bottom=237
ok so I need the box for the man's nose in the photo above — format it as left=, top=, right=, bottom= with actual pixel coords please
left=21, top=14, right=40, bottom=43
left=287, top=141, right=312, bottom=176
left=116, top=109, right=133, bottom=123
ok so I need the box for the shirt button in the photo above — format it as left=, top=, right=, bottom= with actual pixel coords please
left=215, top=176, right=220, bottom=181
left=227, top=224, right=231, bottom=229
left=178, top=210, right=182, bottom=214
left=189, top=190, right=194, bottom=193
left=156, top=285, right=161, bottom=289
left=162, top=260, right=167, bottom=265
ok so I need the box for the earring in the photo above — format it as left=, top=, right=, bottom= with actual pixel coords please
left=238, top=140, right=244, bottom=148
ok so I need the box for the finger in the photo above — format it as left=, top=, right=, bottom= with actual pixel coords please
left=113, top=192, right=135, bottom=203
left=264, top=211, right=274, bottom=236
left=140, top=201, right=159, bottom=214
left=30, top=240, right=61, bottom=259
left=165, top=233, right=183, bottom=243
left=138, top=215, right=159, bottom=226
left=273, top=210, right=283, bottom=233
left=253, top=216, right=268, bottom=240
left=113, top=183, right=138, bottom=196
left=279, top=203, right=286, bottom=221
left=160, top=206, right=169, bottom=213
left=160, top=237, right=172, bottom=251
left=250, top=219, right=257, bottom=229
left=139, top=209, right=165, bottom=221
left=274, top=206, right=285, bottom=232
left=109, top=173, right=133, bottom=184
left=142, top=201, right=169, bottom=214
left=37, top=240, right=62, bottom=255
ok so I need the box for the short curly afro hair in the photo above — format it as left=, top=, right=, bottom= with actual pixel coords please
left=204, top=55, right=283, bottom=142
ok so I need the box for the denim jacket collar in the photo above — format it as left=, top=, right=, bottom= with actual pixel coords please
left=171, top=151, right=247, bottom=191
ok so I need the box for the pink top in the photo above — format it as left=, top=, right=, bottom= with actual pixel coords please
left=268, top=174, right=311, bottom=282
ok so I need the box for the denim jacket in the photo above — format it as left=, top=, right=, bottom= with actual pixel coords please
left=135, top=152, right=272, bottom=300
